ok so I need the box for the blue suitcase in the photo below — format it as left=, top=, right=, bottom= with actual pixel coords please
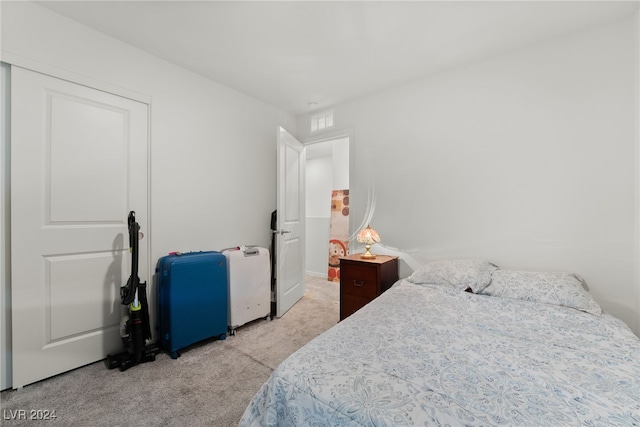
left=156, top=251, right=228, bottom=359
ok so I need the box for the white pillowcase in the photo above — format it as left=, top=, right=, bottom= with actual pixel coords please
left=407, top=259, right=499, bottom=293
left=480, top=270, right=601, bottom=315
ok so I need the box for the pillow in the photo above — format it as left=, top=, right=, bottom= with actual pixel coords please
left=480, top=270, right=601, bottom=315
left=406, top=259, right=498, bottom=293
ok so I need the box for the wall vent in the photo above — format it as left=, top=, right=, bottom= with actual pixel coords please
left=310, top=110, right=334, bottom=132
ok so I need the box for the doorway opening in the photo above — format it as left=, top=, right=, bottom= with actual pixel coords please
left=304, top=136, right=350, bottom=279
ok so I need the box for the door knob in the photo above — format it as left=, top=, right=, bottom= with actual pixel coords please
left=272, top=230, right=291, bottom=235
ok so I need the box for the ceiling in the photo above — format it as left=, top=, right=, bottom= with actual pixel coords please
left=37, top=1, right=639, bottom=116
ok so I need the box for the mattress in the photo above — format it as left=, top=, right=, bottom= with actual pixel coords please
left=239, top=279, right=640, bottom=426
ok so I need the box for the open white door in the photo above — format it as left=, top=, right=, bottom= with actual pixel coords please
left=275, top=127, right=306, bottom=317
left=11, top=67, right=148, bottom=388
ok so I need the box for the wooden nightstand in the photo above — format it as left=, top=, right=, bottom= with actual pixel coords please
left=339, top=254, right=399, bottom=321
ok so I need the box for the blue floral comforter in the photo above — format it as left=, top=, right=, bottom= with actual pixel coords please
left=239, top=280, right=640, bottom=426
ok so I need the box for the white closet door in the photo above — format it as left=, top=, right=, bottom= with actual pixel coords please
left=11, top=67, right=149, bottom=388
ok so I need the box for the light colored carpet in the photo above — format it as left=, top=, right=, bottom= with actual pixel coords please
left=1, top=276, right=339, bottom=426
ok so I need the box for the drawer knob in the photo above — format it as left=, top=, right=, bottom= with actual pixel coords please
left=353, top=280, right=365, bottom=287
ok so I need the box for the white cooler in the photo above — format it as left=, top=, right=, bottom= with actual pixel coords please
left=222, top=246, right=271, bottom=335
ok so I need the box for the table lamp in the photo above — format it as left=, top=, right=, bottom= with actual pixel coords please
left=357, top=225, right=380, bottom=259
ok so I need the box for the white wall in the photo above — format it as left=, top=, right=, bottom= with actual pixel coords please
left=331, top=138, right=350, bottom=191
left=1, top=1, right=296, bottom=388
left=299, top=16, right=640, bottom=336
left=306, top=156, right=334, bottom=218
left=306, top=156, right=332, bottom=276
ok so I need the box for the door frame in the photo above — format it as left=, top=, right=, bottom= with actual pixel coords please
left=1, top=59, right=151, bottom=390
left=1, top=62, right=12, bottom=391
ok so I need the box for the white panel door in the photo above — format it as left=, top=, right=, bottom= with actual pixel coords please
left=276, top=127, right=306, bottom=317
left=11, top=67, right=148, bottom=388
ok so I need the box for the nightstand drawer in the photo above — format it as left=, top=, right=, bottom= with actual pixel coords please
left=341, top=294, right=372, bottom=319
left=339, top=254, right=399, bottom=321
left=341, top=263, right=378, bottom=299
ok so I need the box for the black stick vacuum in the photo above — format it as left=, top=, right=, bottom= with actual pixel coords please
left=106, top=211, right=160, bottom=371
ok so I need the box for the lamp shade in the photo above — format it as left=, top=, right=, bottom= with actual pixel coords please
left=357, top=226, right=381, bottom=245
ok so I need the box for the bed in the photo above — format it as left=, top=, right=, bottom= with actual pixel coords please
left=239, top=260, right=640, bottom=426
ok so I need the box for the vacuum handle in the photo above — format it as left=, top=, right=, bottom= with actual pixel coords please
left=121, top=211, right=141, bottom=306
left=129, top=211, right=139, bottom=284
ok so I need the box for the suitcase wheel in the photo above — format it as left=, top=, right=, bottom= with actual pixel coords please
left=219, top=333, right=227, bottom=341
left=170, top=351, right=180, bottom=360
